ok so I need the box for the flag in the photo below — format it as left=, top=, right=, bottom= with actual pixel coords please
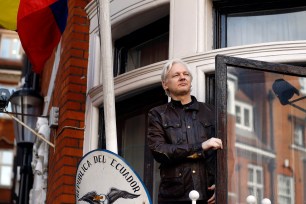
left=17, top=0, right=68, bottom=73
left=0, top=0, right=68, bottom=74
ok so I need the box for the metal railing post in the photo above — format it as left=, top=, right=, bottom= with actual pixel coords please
left=246, top=195, right=272, bottom=204
left=189, top=190, right=199, bottom=204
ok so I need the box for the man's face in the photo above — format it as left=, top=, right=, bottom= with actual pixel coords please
left=163, top=63, right=192, bottom=97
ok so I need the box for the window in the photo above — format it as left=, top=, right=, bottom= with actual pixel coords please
left=213, top=0, right=306, bottom=48
left=278, top=174, right=294, bottom=204
left=294, top=124, right=304, bottom=146
left=289, top=115, right=305, bottom=148
left=114, top=16, right=169, bottom=76
left=235, top=101, right=253, bottom=131
left=248, top=165, right=264, bottom=202
left=0, top=34, right=22, bottom=60
left=0, top=150, right=13, bottom=187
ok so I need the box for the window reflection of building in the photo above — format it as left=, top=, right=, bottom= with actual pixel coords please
left=235, top=101, right=253, bottom=132
left=0, top=150, right=13, bottom=187
left=277, top=174, right=294, bottom=204
left=294, top=124, right=304, bottom=146
left=248, top=164, right=263, bottom=202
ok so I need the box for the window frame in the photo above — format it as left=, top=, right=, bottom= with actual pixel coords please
left=277, top=174, right=294, bottom=204
left=235, top=101, right=254, bottom=131
left=215, top=55, right=306, bottom=203
left=248, top=164, right=264, bottom=202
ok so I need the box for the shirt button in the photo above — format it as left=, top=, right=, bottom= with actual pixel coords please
left=187, top=125, right=191, bottom=128
left=192, top=170, right=196, bottom=174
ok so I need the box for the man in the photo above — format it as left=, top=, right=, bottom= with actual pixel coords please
left=147, top=59, right=223, bottom=204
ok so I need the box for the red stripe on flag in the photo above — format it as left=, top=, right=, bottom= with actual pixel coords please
left=17, top=0, right=65, bottom=74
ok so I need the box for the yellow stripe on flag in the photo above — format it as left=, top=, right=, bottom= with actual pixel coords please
left=0, top=0, right=20, bottom=30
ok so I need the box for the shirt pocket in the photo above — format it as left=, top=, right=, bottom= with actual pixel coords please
left=162, top=119, right=182, bottom=143
left=199, top=120, right=214, bottom=140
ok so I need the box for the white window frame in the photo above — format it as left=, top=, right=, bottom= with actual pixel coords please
left=248, top=164, right=264, bottom=202
left=0, top=149, right=14, bottom=187
left=235, top=101, right=254, bottom=131
left=277, top=174, right=295, bottom=204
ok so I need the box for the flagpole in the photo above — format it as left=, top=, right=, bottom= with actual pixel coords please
left=98, top=0, right=118, bottom=153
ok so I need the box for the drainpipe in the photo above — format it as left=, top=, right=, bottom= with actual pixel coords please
left=98, top=0, right=118, bottom=153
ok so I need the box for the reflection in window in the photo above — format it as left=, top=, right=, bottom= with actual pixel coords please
left=278, top=174, right=294, bottom=204
left=235, top=101, right=253, bottom=131
left=248, top=165, right=263, bottom=202
left=294, top=124, right=304, bottom=146
left=0, top=150, right=13, bottom=187
left=0, top=35, right=22, bottom=59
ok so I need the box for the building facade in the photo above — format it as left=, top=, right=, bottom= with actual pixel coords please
left=5, top=0, right=306, bottom=203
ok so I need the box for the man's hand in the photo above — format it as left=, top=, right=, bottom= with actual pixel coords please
left=202, top=138, right=223, bottom=151
left=207, top=184, right=216, bottom=204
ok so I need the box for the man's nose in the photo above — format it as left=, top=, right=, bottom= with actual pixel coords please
left=179, top=74, right=186, bottom=80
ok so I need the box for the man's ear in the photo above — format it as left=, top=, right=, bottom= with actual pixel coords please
left=162, top=81, right=168, bottom=90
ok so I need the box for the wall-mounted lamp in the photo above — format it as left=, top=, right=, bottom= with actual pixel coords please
left=10, top=88, right=43, bottom=144
left=272, top=78, right=306, bottom=113
left=0, top=87, right=54, bottom=148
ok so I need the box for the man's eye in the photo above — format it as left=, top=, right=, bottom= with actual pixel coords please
left=172, top=74, right=179, bottom=78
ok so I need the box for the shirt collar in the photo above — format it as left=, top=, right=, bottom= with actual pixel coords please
left=170, top=96, right=199, bottom=111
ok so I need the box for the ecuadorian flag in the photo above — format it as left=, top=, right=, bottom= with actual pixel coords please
left=0, top=0, right=68, bottom=73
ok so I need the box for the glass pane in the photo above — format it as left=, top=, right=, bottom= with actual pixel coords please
left=248, top=168, right=253, bottom=182
left=244, top=108, right=250, bottom=127
left=235, top=106, right=241, bottom=124
left=256, top=170, right=262, bottom=184
left=227, top=67, right=306, bottom=204
left=126, top=33, right=169, bottom=72
left=227, top=10, right=306, bottom=47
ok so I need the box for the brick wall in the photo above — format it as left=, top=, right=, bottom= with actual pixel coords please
left=40, top=0, right=91, bottom=203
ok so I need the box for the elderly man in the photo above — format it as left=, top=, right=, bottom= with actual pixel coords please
left=147, top=59, right=223, bottom=204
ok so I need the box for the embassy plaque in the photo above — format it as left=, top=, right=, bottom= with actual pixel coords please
left=76, top=149, right=152, bottom=204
